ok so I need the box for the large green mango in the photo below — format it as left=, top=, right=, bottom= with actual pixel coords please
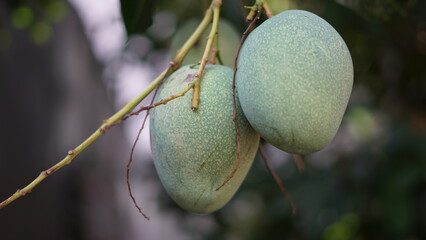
left=236, top=10, right=353, bottom=154
left=150, top=65, right=259, bottom=214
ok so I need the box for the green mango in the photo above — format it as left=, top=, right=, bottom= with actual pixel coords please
left=150, top=65, right=259, bottom=214
left=236, top=10, right=353, bottom=154
left=169, top=19, right=240, bottom=67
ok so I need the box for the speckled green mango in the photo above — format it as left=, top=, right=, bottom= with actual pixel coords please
left=150, top=65, right=259, bottom=214
left=236, top=10, right=353, bottom=154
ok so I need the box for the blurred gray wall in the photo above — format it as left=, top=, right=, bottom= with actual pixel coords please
left=0, top=1, right=131, bottom=239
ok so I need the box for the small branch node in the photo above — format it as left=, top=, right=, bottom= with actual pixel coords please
left=169, top=60, right=177, bottom=67
left=99, top=127, right=107, bottom=134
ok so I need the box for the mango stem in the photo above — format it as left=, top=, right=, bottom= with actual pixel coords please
left=191, top=0, right=222, bottom=110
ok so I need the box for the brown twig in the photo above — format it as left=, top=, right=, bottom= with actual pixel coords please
left=292, top=154, right=306, bottom=172
left=215, top=6, right=263, bottom=191
left=126, top=106, right=152, bottom=220
left=125, top=87, right=159, bottom=220
left=113, top=75, right=198, bottom=127
left=259, top=145, right=297, bottom=216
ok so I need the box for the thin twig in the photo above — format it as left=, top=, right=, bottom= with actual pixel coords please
left=292, top=154, right=306, bottom=172
left=120, top=79, right=198, bottom=125
left=191, top=0, right=222, bottom=110
left=126, top=113, right=151, bottom=220
left=126, top=89, right=158, bottom=220
left=259, top=145, right=297, bottom=216
left=215, top=6, right=263, bottom=191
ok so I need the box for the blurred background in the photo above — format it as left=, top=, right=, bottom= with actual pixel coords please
left=0, top=0, right=425, bottom=239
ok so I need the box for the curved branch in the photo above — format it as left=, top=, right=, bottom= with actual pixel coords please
left=0, top=0, right=215, bottom=210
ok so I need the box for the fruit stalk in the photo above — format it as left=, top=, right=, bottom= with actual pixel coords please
left=191, top=0, right=222, bottom=110
left=130, top=79, right=199, bottom=116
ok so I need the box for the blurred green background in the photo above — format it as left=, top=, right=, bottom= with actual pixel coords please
left=1, top=0, right=425, bottom=239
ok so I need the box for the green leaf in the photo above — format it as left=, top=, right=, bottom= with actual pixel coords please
left=120, top=0, right=156, bottom=36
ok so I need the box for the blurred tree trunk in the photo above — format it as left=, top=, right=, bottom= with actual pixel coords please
left=0, top=1, right=131, bottom=239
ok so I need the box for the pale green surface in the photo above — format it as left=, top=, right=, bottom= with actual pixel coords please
left=169, top=19, right=240, bottom=67
left=150, top=65, right=260, bottom=214
left=236, top=10, right=353, bottom=154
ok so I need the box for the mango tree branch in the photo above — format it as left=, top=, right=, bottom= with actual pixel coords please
left=173, top=6, right=213, bottom=66
left=119, top=78, right=198, bottom=122
left=191, top=0, right=222, bottom=110
left=0, top=0, right=215, bottom=210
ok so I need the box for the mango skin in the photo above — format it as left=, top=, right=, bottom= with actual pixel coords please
left=150, top=65, right=260, bottom=214
left=236, top=10, right=353, bottom=154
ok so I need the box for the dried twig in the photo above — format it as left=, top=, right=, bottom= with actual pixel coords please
left=292, top=154, right=306, bottom=172
left=215, top=5, right=263, bottom=191
left=259, top=145, right=297, bottom=216
left=125, top=85, right=161, bottom=220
